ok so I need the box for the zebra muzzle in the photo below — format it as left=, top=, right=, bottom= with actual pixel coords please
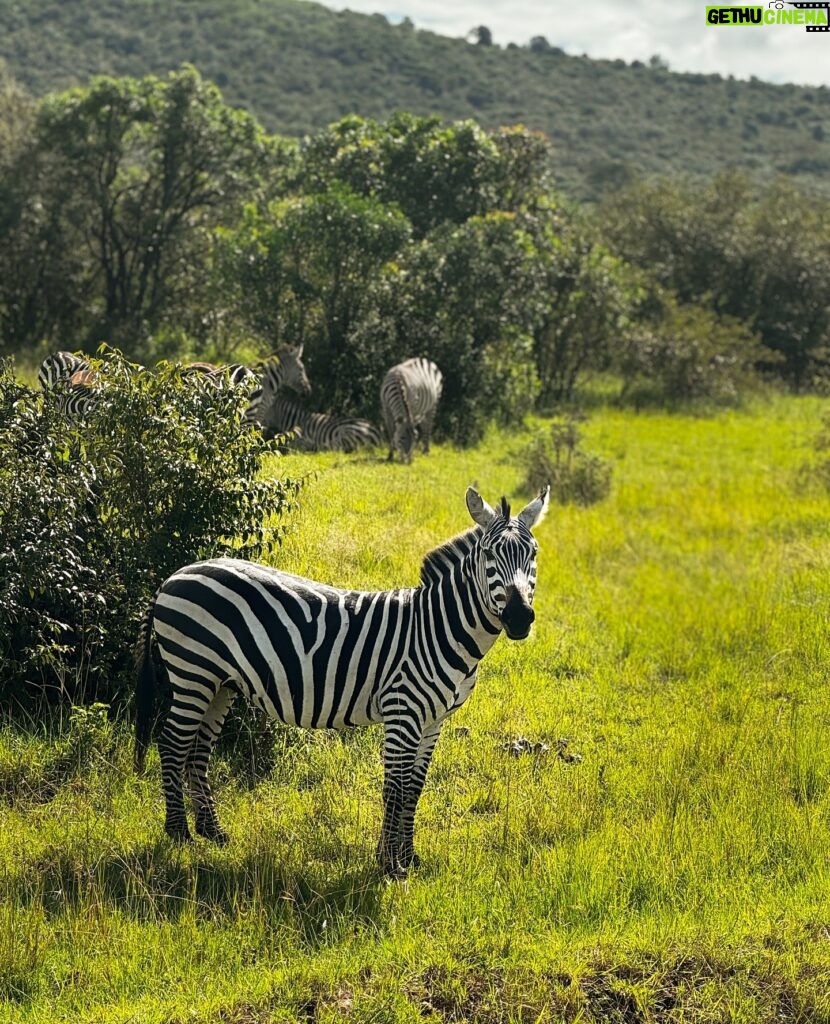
left=500, top=586, right=535, bottom=640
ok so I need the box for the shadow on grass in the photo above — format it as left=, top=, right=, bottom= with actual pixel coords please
left=18, top=841, right=387, bottom=947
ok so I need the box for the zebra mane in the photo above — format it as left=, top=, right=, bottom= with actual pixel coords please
left=420, top=527, right=481, bottom=586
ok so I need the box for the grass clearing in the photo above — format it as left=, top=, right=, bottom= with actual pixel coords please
left=3, top=395, right=830, bottom=1021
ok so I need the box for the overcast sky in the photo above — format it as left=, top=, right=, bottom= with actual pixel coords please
left=324, top=0, right=830, bottom=87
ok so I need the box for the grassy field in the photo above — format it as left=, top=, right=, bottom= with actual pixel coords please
left=3, top=395, right=830, bottom=1022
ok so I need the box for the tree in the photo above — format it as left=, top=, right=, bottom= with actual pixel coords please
left=0, top=65, right=284, bottom=356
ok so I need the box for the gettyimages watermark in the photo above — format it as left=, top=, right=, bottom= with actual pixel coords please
left=706, top=2, right=830, bottom=32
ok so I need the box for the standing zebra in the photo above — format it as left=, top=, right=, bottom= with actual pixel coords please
left=38, top=351, right=91, bottom=390
left=380, top=357, right=443, bottom=464
left=134, top=485, right=549, bottom=877
left=182, top=362, right=258, bottom=388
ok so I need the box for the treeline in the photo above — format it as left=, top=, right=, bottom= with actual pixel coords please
left=2, top=0, right=830, bottom=202
left=2, top=66, right=830, bottom=441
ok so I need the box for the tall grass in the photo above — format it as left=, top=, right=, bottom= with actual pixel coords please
left=2, top=395, right=830, bottom=1022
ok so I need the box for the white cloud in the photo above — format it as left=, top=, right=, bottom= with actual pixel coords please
left=328, top=0, right=830, bottom=86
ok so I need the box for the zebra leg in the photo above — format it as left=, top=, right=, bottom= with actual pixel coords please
left=399, top=720, right=443, bottom=871
left=186, top=684, right=236, bottom=844
left=421, top=410, right=436, bottom=454
left=377, top=718, right=419, bottom=878
left=157, top=683, right=215, bottom=843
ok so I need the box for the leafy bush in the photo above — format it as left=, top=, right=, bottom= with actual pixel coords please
left=521, top=415, right=612, bottom=506
left=0, top=350, right=301, bottom=710
left=616, top=297, right=765, bottom=406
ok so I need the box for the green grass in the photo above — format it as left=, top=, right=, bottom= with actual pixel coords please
left=3, top=394, right=830, bottom=1021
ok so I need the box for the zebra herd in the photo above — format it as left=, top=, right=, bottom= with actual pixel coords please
left=37, top=348, right=443, bottom=460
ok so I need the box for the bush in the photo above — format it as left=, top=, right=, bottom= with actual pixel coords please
left=0, top=350, right=301, bottom=710
left=617, top=298, right=765, bottom=406
left=521, top=415, right=612, bottom=506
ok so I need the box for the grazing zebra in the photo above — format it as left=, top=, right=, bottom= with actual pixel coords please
left=262, top=394, right=381, bottom=452
left=380, top=357, right=443, bottom=464
left=134, top=484, right=549, bottom=877
left=38, top=351, right=91, bottom=390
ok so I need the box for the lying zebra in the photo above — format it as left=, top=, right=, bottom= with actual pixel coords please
left=244, top=345, right=380, bottom=452
left=380, top=357, right=443, bottom=463
left=135, top=484, right=549, bottom=877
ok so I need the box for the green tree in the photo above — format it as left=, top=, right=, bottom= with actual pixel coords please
left=1, top=65, right=284, bottom=356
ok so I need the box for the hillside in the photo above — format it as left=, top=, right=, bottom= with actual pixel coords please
left=1, top=0, right=830, bottom=198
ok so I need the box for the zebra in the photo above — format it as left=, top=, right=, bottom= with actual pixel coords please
left=134, top=484, right=549, bottom=877
left=182, top=362, right=258, bottom=388
left=38, top=351, right=91, bottom=390
left=56, top=369, right=99, bottom=419
left=260, top=394, right=381, bottom=452
left=380, top=357, right=443, bottom=464
left=245, top=346, right=379, bottom=450
left=242, top=345, right=311, bottom=430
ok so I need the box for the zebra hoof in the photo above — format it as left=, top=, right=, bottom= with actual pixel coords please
left=165, top=825, right=194, bottom=845
left=196, top=823, right=230, bottom=845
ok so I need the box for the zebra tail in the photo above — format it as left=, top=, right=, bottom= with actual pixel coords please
left=134, top=594, right=159, bottom=774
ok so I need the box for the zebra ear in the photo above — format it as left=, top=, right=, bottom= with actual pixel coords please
left=518, top=486, right=550, bottom=530
left=296, top=343, right=304, bottom=358
left=466, top=486, right=497, bottom=529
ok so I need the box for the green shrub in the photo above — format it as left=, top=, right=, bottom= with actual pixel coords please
left=0, top=350, right=301, bottom=711
left=521, top=415, right=612, bottom=506
left=617, top=297, right=764, bottom=406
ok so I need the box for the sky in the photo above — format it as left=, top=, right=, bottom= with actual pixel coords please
left=324, top=0, right=830, bottom=88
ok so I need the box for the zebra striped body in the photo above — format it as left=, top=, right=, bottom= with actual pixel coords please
left=135, top=486, right=549, bottom=877
left=38, top=351, right=91, bottom=390
left=182, top=362, right=258, bottom=388
left=380, top=357, right=443, bottom=463
left=261, top=394, right=381, bottom=452
left=242, top=345, right=311, bottom=430
left=57, top=369, right=99, bottom=418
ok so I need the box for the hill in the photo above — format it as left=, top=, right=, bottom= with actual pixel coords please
left=1, top=0, right=829, bottom=198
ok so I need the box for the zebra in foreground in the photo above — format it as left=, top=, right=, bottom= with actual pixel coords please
left=244, top=345, right=379, bottom=451
left=380, top=357, right=443, bottom=463
left=38, top=351, right=91, bottom=390
left=134, top=484, right=549, bottom=877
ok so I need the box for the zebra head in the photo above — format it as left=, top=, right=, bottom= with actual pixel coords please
left=466, top=486, right=549, bottom=640
left=394, top=421, right=419, bottom=464
left=271, top=344, right=311, bottom=397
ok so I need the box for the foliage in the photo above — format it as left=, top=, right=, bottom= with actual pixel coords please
left=520, top=414, right=612, bottom=505
left=0, top=66, right=285, bottom=356
left=598, top=173, right=830, bottom=388
left=1, top=0, right=830, bottom=202
left=528, top=222, right=639, bottom=405
left=616, top=294, right=766, bottom=406
left=0, top=351, right=300, bottom=708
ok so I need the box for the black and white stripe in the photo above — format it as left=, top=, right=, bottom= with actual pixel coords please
left=134, top=486, right=549, bottom=877
left=38, top=351, right=91, bottom=390
left=260, top=395, right=381, bottom=452
left=242, top=345, right=311, bottom=429
left=244, top=345, right=379, bottom=451
left=380, top=357, right=443, bottom=463
left=56, top=369, right=99, bottom=418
